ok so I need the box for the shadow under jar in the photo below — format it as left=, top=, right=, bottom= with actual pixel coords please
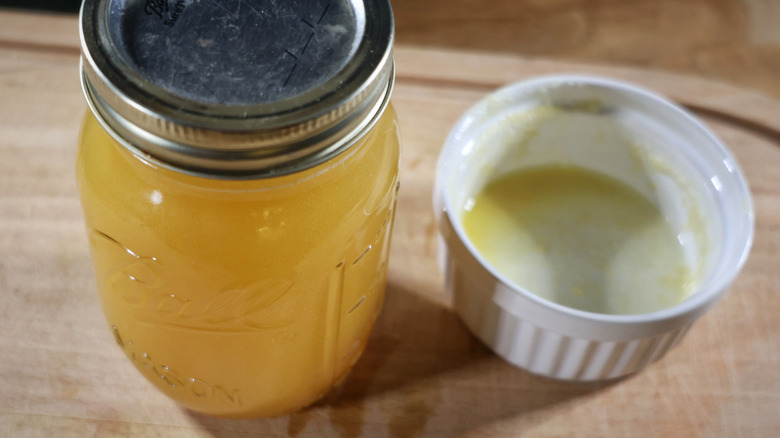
left=76, top=0, right=399, bottom=418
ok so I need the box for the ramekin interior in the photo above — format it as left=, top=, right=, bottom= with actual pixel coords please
left=435, top=75, right=754, bottom=340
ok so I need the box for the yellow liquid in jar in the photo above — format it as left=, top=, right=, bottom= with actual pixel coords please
left=76, top=106, right=400, bottom=417
left=462, top=165, right=694, bottom=315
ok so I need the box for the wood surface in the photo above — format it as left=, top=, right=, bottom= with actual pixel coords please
left=1, top=8, right=779, bottom=438
left=393, top=0, right=780, bottom=101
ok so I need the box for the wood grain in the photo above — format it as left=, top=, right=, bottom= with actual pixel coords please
left=0, top=9, right=79, bottom=53
left=393, top=0, right=780, bottom=100
left=3, top=0, right=780, bottom=99
left=0, top=9, right=779, bottom=438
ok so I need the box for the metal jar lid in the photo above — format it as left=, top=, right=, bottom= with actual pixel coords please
left=79, top=0, right=395, bottom=178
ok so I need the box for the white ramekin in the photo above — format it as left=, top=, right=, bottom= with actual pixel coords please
left=434, top=75, right=754, bottom=381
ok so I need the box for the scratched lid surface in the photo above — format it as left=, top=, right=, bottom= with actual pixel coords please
left=79, top=0, right=395, bottom=178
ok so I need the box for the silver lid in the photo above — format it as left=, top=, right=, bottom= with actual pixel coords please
left=80, top=0, right=394, bottom=178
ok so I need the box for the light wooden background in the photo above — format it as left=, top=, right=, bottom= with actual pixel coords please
left=393, top=0, right=780, bottom=99
left=2, top=0, right=779, bottom=97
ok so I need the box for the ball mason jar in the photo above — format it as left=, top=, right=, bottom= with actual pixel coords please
left=76, top=0, right=399, bottom=418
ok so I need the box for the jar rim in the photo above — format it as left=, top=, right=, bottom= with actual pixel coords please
left=79, top=0, right=395, bottom=178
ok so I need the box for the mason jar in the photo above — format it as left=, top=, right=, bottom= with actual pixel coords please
left=76, top=0, right=399, bottom=418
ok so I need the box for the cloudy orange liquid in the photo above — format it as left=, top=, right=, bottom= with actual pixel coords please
left=76, top=107, right=400, bottom=417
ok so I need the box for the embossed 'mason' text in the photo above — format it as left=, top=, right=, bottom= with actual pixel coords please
left=113, top=325, right=241, bottom=406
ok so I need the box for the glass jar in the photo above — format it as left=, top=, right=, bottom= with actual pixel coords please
left=76, top=0, right=399, bottom=418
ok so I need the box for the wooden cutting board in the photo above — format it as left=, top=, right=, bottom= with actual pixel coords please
left=1, top=19, right=779, bottom=438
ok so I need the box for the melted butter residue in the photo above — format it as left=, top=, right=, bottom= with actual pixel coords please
left=462, top=165, right=695, bottom=315
left=627, top=141, right=711, bottom=279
